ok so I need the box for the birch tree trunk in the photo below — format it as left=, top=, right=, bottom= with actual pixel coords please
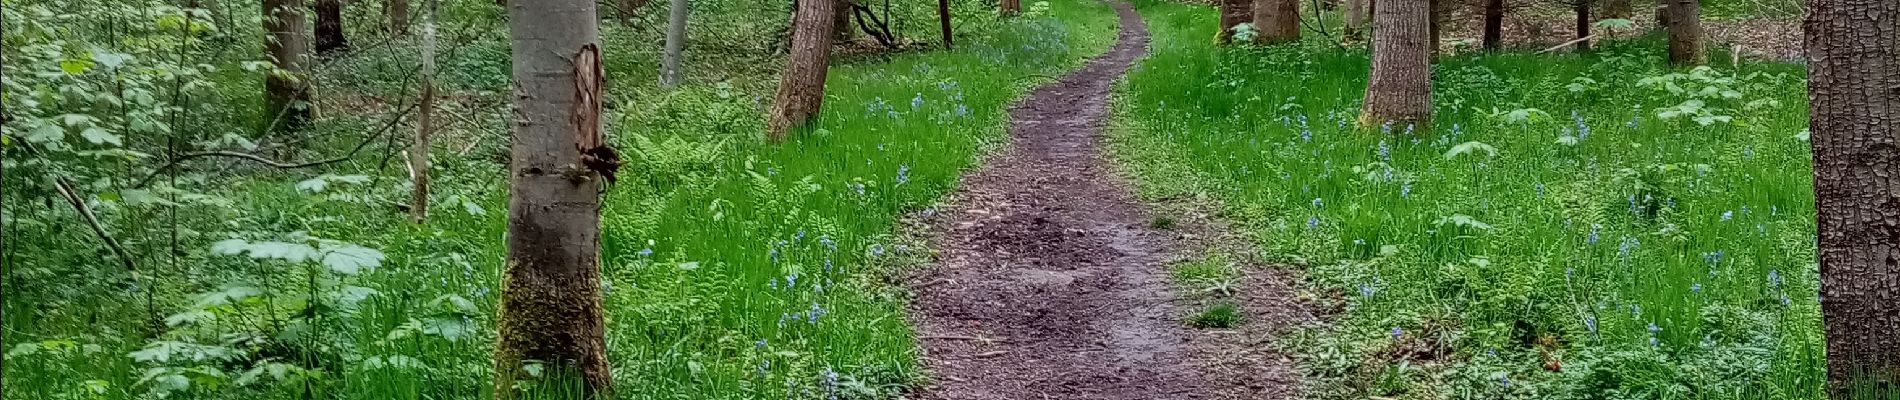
left=1806, top=0, right=1900, bottom=395
left=263, top=0, right=312, bottom=130
left=1665, top=0, right=1702, bottom=65
left=1254, top=0, right=1300, bottom=44
left=491, top=0, right=612, bottom=395
left=1359, top=0, right=1432, bottom=126
left=766, top=0, right=839, bottom=140
left=660, top=0, right=689, bottom=89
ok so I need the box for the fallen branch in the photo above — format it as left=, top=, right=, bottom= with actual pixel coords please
left=1536, top=33, right=1602, bottom=54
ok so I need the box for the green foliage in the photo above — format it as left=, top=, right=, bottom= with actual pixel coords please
left=1189, top=301, right=1242, bottom=329
left=1113, top=2, right=1821, bottom=399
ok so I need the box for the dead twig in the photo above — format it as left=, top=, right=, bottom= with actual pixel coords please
left=1536, top=33, right=1601, bottom=54
left=133, top=101, right=421, bottom=189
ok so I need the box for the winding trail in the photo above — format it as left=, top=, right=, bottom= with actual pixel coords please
left=907, top=2, right=1286, bottom=399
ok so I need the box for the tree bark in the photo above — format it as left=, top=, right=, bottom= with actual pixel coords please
left=617, top=0, right=646, bottom=26
left=1807, top=0, right=1900, bottom=395
left=1665, top=0, right=1703, bottom=65
left=385, top=0, right=409, bottom=36
left=1215, top=0, right=1252, bottom=45
left=660, top=0, right=688, bottom=89
left=767, top=0, right=839, bottom=140
left=1001, top=0, right=1020, bottom=16
left=1574, top=0, right=1592, bottom=51
left=492, top=0, right=612, bottom=395
left=1427, top=0, right=1441, bottom=57
left=834, top=0, right=855, bottom=42
left=410, top=0, right=437, bottom=223
left=1346, top=0, right=1368, bottom=40
left=1359, top=0, right=1432, bottom=126
left=1481, top=0, right=1503, bottom=49
left=1254, top=0, right=1300, bottom=44
left=938, top=0, right=953, bottom=49
left=263, top=0, right=312, bottom=130
left=314, top=0, right=348, bottom=54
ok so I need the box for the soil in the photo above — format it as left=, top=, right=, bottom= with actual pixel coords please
left=905, top=2, right=1311, bottom=399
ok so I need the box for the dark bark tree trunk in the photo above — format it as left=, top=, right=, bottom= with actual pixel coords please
left=1254, top=0, right=1299, bottom=44
left=660, top=0, right=688, bottom=89
left=410, top=0, right=437, bottom=223
left=1346, top=0, right=1368, bottom=40
left=1602, top=0, right=1632, bottom=19
left=1574, top=0, right=1592, bottom=51
left=1001, top=0, right=1020, bottom=16
left=1807, top=0, right=1900, bottom=395
left=1665, top=0, right=1703, bottom=65
left=1359, top=0, right=1432, bottom=126
left=1482, top=0, right=1503, bottom=49
left=767, top=0, right=839, bottom=140
left=385, top=0, right=409, bottom=36
left=314, top=0, right=347, bottom=54
left=938, top=0, right=953, bottom=49
left=834, top=0, right=855, bottom=42
left=492, top=0, right=612, bottom=395
left=263, top=0, right=311, bottom=130
left=1427, top=0, right=1441, bottom=57
left=1215, top=0, right=1252, bottom=45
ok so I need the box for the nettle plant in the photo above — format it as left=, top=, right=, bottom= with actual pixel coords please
left=131, top=233, right=385, bottom=397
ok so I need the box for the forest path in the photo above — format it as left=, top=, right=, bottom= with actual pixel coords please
left=906, top=2, right=1301, bottom=399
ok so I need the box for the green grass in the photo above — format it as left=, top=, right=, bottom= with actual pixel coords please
left=0, top=1, right=1120, bottom=398
left=1113, top=1, right=1823, bottom=399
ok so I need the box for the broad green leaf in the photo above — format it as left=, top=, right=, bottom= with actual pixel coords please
left=319, top=244, right=383, bottom=274
left=59, top=59, right=93, bottom=75
left=81, top=127, right=121, bottom=145
left=26, top=124, right=63, bottom=143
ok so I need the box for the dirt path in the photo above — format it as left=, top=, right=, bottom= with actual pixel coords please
left=906, top=2, right=1299, bottom=399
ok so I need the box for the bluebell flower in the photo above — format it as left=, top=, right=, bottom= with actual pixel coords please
left=1618, top=236, right=1639, bottom=259
left=1307, top=216, right=1320, bottom=229
left=820, top=235, right=836, bottom=252
left=1391, top=326, right=1403, bottom=338
left=955, top=104, right=970, bottom=117
left=1378, top=139, right=1391, bottom=161
left=1312, top=197, right=1324, bottom=208
left=1535, top=182, right=1545, bottom=197
left=1573, top=110, right=1591, bottom=139
left=756, top=339, right=769, bottom=349
left=869, top=244, right=885, bottom=257
left=1631, top=303, right=1642, bottom=317
left=786, top=274, right=798, bottom=289
left=1584, top=316, right=1598, bottom=333
left=1499, top=375, right=1512, bottom=388
left=1359, top=283, right=1376, bottom=298
left=1691, top=283, right=1703, bottom=294
left=1721, top=210, right=1734, bottom=221
left=1701, top=335, right=1715, bottom=348
left=639, top=247, right=653, bottom=257
left=911, top=93, right=925, bottom=110
left=1768, top=269, right=1783, bottom=287
left=808, top=302, right=826, bottom=323
left=1400, top=181, right=1412, bottom=198
left=896, top=165, right=910, bottom=185
left=1587, top=224, right=1601, bottom=245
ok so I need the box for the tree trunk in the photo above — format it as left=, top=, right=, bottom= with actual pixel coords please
left=1574, top=0, right=1592, bottom=51
left=938, top=0, right=953, bottom=49
left=314, top=0, right=347, bottom=54
left=385, top=0, right=409, bottom=36
left=410, top=0, right=437, bottom=223
left=1482, top=0, right=1503, bottom=49
left=660, top=0, right=688, bottom=89
left=1254, top=0, right=1300, bottom=44
left=1359, top=0, right=1432, bottom=126
left=1215, top=0, right=1252, bottom=44
left=766, top=0, right=838, bottom=140
left=1807, top=0, right=1900, bottom=395
left=1427, top=0, right=1441, bottom=57
left=1001, top=0, right=1020, bottom=16
left=263, top=0, right=311, bottom=130
left=1602, top=0, right=1632, bottom=19
left=492, top=0, right=612, bottom=395
left=1346, top=0, right=1368, bottom=40
left=1665, top=0, right=1702, bottom=65
left=834, top=0, right=855, bottom=42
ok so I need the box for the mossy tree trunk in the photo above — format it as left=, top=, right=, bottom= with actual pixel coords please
left=314, top=0, right=348, bottom=54
left=1806, top=0, right=1900, bottom=395
left=767, top=0, right=839, bottom=140
left=492, top=0, right=613, bottom=396
left=1481, top=0, right=1503, bottom=49
left=1359, top=0, right=1432, bottom=126
left=1346, top=0, right=1368, bottom=40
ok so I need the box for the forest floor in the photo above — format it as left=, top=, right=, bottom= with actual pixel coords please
left=905, top=2, right=1310, bottom=399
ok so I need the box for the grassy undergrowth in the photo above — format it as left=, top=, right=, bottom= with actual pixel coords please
left=1, top=1, right=1118, bottom=398
left=1113, top=2, right=1822, bottom=399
